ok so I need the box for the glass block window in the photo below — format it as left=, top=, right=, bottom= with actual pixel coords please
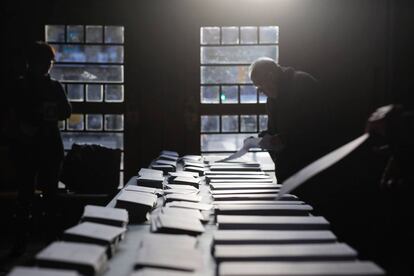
left=46, top=25, right=125, bottom=186
left=200, top=26, right=278, bottom=152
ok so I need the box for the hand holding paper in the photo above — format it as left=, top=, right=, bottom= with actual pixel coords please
left=217, top=136, right=262, bottom=162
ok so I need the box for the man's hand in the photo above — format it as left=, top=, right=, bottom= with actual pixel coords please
left=258, top=133, right=284, bottom=151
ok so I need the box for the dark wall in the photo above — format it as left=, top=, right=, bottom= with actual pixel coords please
left=2, top=0, right=404, bottom=181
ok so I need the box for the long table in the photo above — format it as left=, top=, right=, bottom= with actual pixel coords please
left=103, top=152, right=274, bottom=276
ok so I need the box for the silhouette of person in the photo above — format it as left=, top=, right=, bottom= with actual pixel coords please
left=249, top=57, right=330, bottom=182
left=8, top=41, right=71, bottom=256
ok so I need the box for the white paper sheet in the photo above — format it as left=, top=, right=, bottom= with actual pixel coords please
left=277, top=133, right=369, bottom=199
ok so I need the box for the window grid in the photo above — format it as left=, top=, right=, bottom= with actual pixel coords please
left=200, top=26, right=278, bottom=152
left=46, top=24, right=125, bottom=186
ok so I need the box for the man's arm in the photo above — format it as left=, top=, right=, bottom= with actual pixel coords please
left=54, top=81, right=72, bottom=120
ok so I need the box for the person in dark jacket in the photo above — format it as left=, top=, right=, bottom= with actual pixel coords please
left=249, top=57, right=330, bottom=182
left=8, top=41, right=71, bottom=256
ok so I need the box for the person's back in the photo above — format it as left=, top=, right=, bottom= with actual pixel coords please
left=8, top=41, right=71, bottom=256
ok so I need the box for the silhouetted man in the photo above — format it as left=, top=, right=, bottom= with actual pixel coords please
left=249, top=57, right=330, bottom=182
left=8, top=41, right=71, bottom=255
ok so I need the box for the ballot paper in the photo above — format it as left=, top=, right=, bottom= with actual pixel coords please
left=131, top=268, right=197, bottom=276
left=81, top=205, right=129, bottom=227
left=8, top=267, right=80, bottom=276
left=214, top=243, right=357, bottom=262
left=278, top=133, right=369, bottom=198
left=217, top=137, right=262, bottom=162
left=138, top=233, right=197, bottom=249
left=213, top=230, right=337, bottom=245
left=219, top=261, right=385, bottom=276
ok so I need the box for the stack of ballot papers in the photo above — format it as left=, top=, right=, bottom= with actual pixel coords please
left=150, top=213, right=205, bottom=236
left=214, top=200, right=305, bottom=205
left=125, top=185, right=163, bottom=196
left=164, top=193, right=202, bottom=203
left=213, top=230, right=337, bottom=245
left=214, top=243, right=357, bottom=262
left=214, top=204, right=313, bottom=216
left=138, top=168, right=164, bottom=177
left=81, top=205, right=129, bottom=227
left=164, top=184, right=199, bottom=195
left=206, top=174, right=273, bottom=183
left=210, top=162, right=262, bottom=172
left=135, top=245, right=203, bottom=272
left=168, top=171, right=199, bottom=178
left=150, top=154, right=177, bottom=173
left=159, top=206, right=208, bottom=222
left=217, top=215, right=330, bottom=230
left=136, top=174, right=164, bottom=189
left=165, top=201, right=213, bottom=211
left=212, top=193, right=297, bottom=201
left=8, top=267, right=80, bottom=276
left=218, top=261, right=385, bottom=276
left=211, top=189, right=281, bottom=195
left=160, top=150, right=179, bottom=157
left=62, top=222, right=126, bottom=258
left=183, top=166, right=208, bottom=176
left=138, top=233, right=197, bottom=249
left=182, top=159, right=206, bottom=168
left=35, top=241, right=107, bottom=276
left=210, top=183, right=281, bottom=190
left=157, top=153, right=179, bottom=162
left=151, top=164, right=175, bottom=173
left=115, top=191, right=157, bottom=223
left=168, top=176, right=201, bottom=188
left=131, top=268, right=197, bottom=276
left=179, top=155, right=202, bottom=162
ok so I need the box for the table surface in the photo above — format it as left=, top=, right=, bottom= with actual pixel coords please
left=103, top=152, right=275, bottom=276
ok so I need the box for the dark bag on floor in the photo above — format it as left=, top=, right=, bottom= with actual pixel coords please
left=61, top=144, right=121, bottom=195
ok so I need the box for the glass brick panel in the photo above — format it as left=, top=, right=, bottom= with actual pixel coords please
left=201, top=133, right=255, bottom=152
left=240, top=85, right=257, bottom=103
left=221, top=86, right=238, bottom=103
left=200, top=86, right=219, bottom=104
left=50, top=64, right=124, bottom=83
left=259, top=26, right=279, bottom=44
left=105, top=85, right=124, bottom=102
left=86, top=84, right=103, bottom=102
left=241, top=115, right=257, bottom=132
left=259, top=115, right=268, bottom=132
left=222, top=115, right=238, bottom=132
left=104, top=26, right=124, bottom=43
left=201, top=27, right=220, bottom=45
left=86, top=114, right=103, bottom=131
left=201, top=45, right=277, bottom=64
left=67, top=84, right=84, bottom=102
left=67, top=114, right=84, bottom=130
left=201, top=66, right=250, bottom=84
left=45, top=25, right=65, bottom=42
left=105, top=114, right=124, bottom=131
left=86, top=25, right=103, bottom=43
left=240, top=26, right=257, bottom=44
left=259, top=91, right=267, bottom=103
left=201, top=115, right=219, bottom=133
left=52, top=44, right=124, bottom=63
left=67, top=25, right=84, bottom=43
left=62, top=132, right=124, bottom=150
left=222, top=27, right=239, bottom=44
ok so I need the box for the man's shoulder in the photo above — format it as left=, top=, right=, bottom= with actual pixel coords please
left=293, top=70, right=317, bottom=84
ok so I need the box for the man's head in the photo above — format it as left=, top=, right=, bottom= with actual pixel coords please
left=27, top=41, right=56, bottom=76
left=249, top=57, right=281, bottom=99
